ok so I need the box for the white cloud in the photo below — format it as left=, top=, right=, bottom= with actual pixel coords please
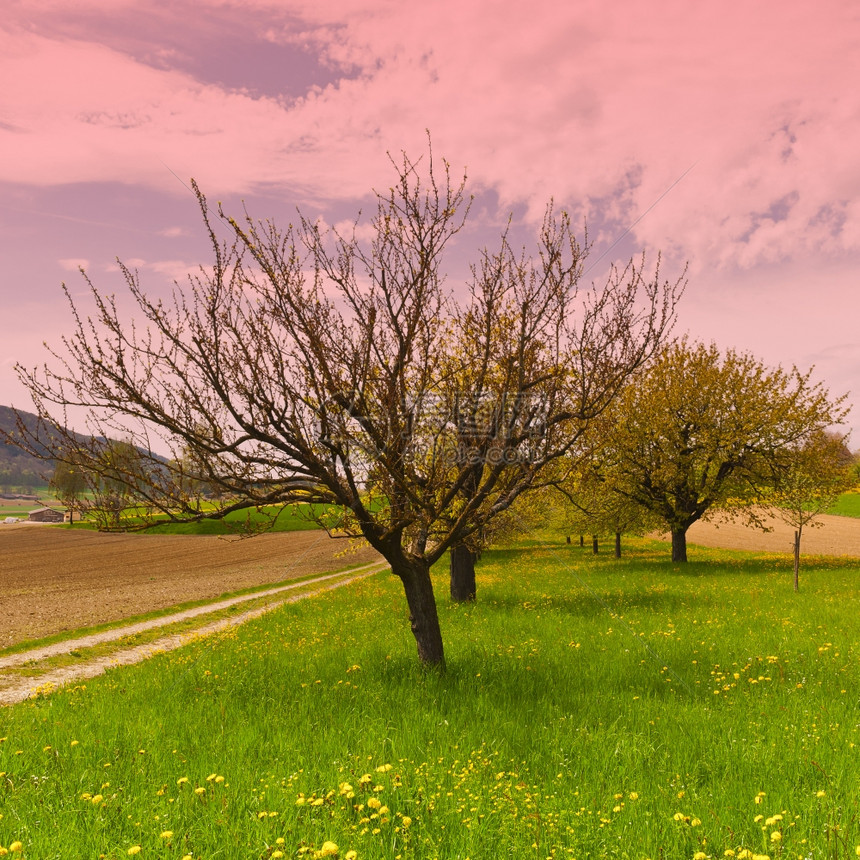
left=58, top=258, right=90, bottom=271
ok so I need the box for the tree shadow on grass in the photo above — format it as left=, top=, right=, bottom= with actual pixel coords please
left=484, top=538, right=856, bottom=579
left=464, top=587, right=711, bottom=619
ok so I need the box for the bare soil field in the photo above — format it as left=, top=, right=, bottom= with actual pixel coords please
left=0, top=525, right=379, bottom=648
left=667, top=510, right=860, bottom=558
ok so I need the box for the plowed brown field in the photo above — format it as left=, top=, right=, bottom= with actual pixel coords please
left=677, top=511, right=860, bottom=558
left=0, top=525, right=379, bottom=648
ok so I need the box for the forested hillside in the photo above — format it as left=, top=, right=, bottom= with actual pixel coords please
left=0, top=405, right=55, bottom=490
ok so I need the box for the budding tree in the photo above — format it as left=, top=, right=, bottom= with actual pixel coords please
left=768, top=431, right=854, bottom=590
left=13, top=150, right=682, bottom=667
left=600, top=339, right=849, bottom=563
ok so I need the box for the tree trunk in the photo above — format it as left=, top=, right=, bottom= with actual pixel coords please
left=449, top=543, right=476, bottom=602
left=396, top=558, right=446, bottom=668
left=579, top=535, right=584, bottom=547
left=793, top=528, right=801, bottom=592
left=614, top=531, right=622, bottom=559
left=566, top=535, right=571, bottom=545
left=592, top=535, right=599, bottom=554
left=671, top=528, right=688, bottom=563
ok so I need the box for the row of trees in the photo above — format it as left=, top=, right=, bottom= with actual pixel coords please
left=544, top=340, right=852, bottom=585
left=7, top=148, right=850, bottom=665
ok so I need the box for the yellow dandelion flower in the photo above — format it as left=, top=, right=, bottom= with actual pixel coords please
left=92, top=794, right=104, bottom=805
left=367, top=798, right=381, bottom=810
left=9, top=844, right=23, bottom=854
left=71, top=740, right=79, bottom=747
left=402, top=816, right=412, bottom=828
left=378, top=806, right=389, bottom=816
left=359, top=774, right=372, bottom=785
left=319, top=841, right=339, bottom=856
left=693, top=853, right=707, bottom=860
left=770, top=831, right=782, bottom=842
left=375, top=764, right=392, bottom=773
left=0, top=849, right=8, bottom=857
left=272, top=853, right=284, bottom=859
left=194, top=787, right=206, bottom=795
left=215, top=775, right=225, bottom=783
left=345, top=852, right=357, bottom=860
left=127, top=847, right=141, bottom=856
left=816, top=790, right=826, bottom=798
left=160, top=831, right=173, bottom=839
left=177, top=777, right=189, bottom=786
left=691, top=817, right=701, bottom=827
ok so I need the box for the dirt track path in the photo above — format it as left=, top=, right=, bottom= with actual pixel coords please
left=0, top=564, right=386, bottom=706
left=0, top=561, right=387, bottom=670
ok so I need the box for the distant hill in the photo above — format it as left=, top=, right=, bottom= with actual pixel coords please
left=0, top=404, right=57, bottom=489
left=1, top=405, right=169, bottom=492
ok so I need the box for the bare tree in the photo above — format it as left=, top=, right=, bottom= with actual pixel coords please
left=12, top=149, right=682, bottom=667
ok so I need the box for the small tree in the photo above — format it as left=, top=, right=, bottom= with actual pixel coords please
left=768, top=431, right=854, bottom=590
left=602, top=339, right=849, bottom=562
left=12, top=149, right=682, bottom=667
left=50, top=459, right=87, bottom=521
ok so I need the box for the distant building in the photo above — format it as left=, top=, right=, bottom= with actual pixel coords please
left=27, top=507, right=65, bottom=524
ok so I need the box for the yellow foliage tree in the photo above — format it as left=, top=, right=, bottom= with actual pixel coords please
left=601, top=340, right=849, bottom=563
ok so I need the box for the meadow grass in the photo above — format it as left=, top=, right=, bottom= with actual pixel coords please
left=60, top=504, right=325, bottom=535
left=1, top=539, right=860, bottom=859
left=829, top=492, right=860, bottom=519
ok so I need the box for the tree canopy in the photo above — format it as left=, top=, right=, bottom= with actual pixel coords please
left=12, top=149, right=683, bottom=666
left=597, top=339, right=849, bottom=562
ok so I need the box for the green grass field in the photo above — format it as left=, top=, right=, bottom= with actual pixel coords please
left=2, top=539, right=860, bottom=858
left=61, top=504, right=326, bottom=534
left=829, top=491, right=860, bottom=519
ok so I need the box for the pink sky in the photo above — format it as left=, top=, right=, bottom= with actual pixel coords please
left=1, top=0, right=859, bottom=440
